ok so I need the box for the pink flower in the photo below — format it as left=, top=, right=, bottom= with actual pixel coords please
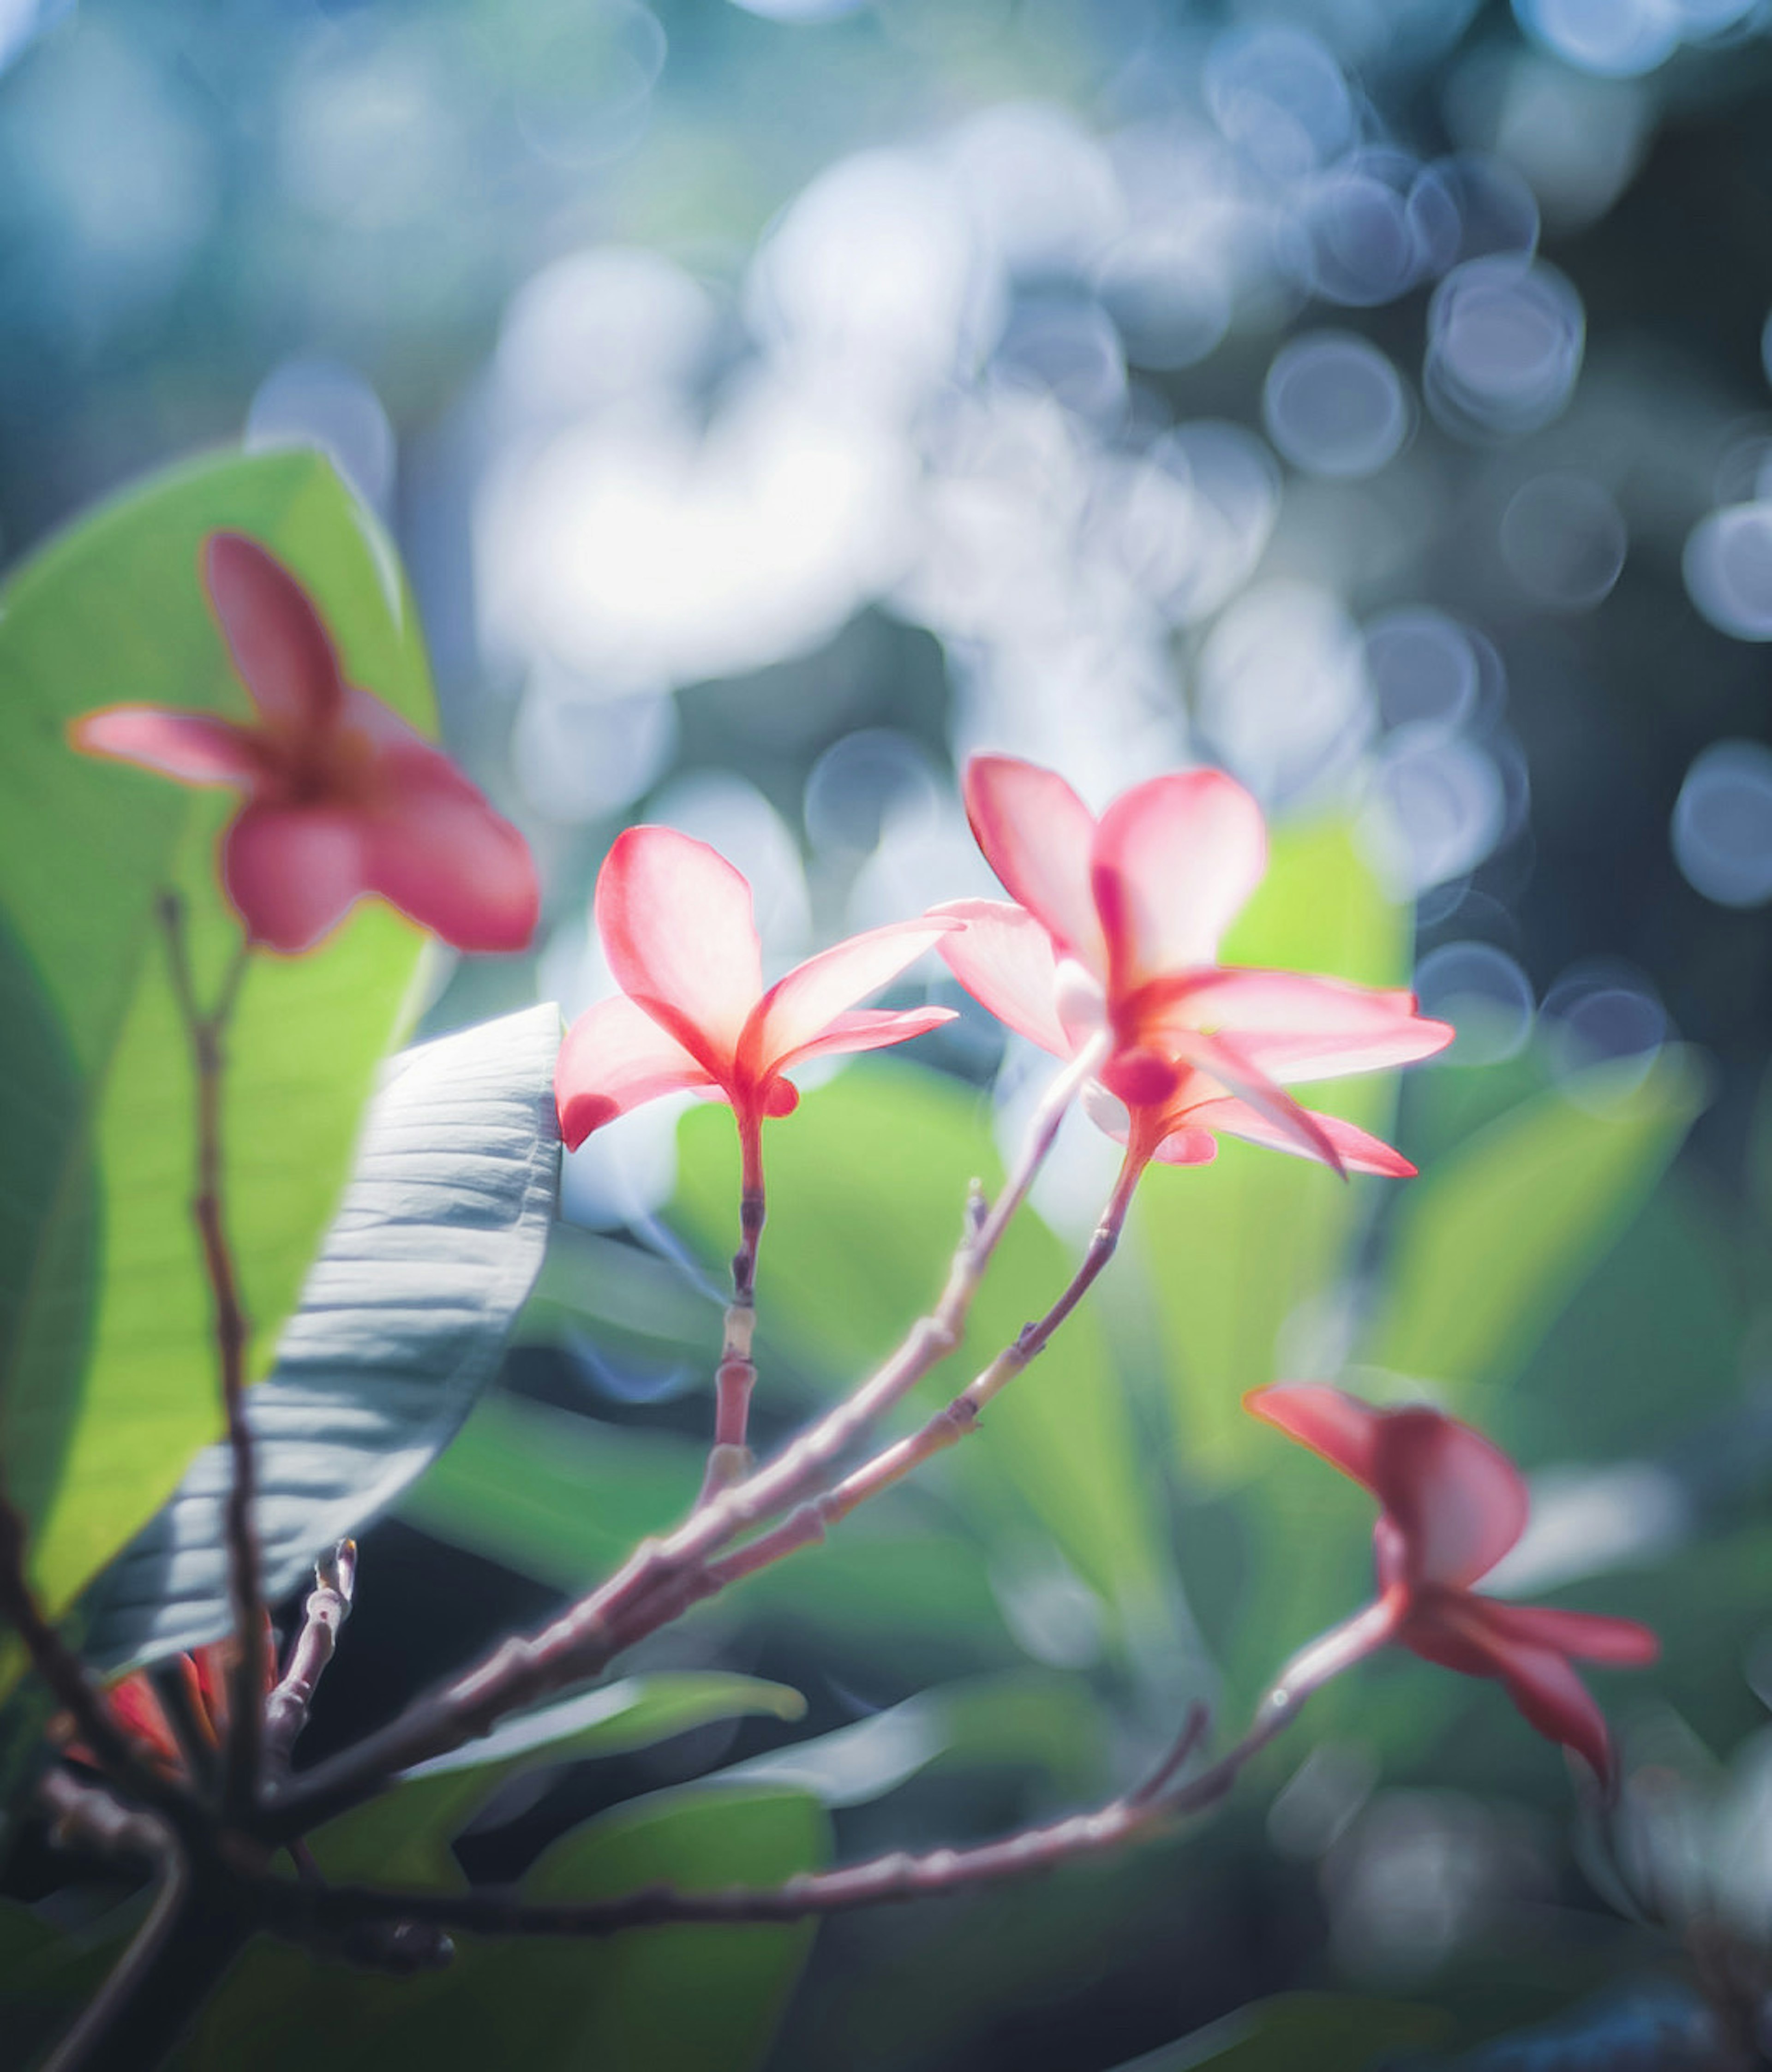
left=555, top=825, right=957, bottom=1179
left=1247, top=1384, right=1659, bottom=1781
left=71, top=532, right=539, bottom=956
left=938, top=755, right=1453, bottom=1177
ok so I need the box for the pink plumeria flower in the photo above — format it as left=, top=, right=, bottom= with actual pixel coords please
left=71, top=532, right=539, bottom=956
left=1247, top=1384, right=1659, bottom=1783
left=555, top=825, right=958, bottom=1186
left=937, top=755, right=1453, bottom=1177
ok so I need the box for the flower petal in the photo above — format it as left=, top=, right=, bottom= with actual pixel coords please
left=1153, top=1124, right=1219, bottom=1166
left=935, top=899, right=1072, bottom=1056
left=1091, top=769, right=1266, bottom=996
left=1465, top=1599, right=1660, bottom=1666
left=1161, top=1028, right=1347, bottom=1174
left=746, top=920, right=958, bottom=1077
left=963, top=756, right=1105, bottom=971
left=1161, top=969, right=1455, bottom=1084
left=113, top=1676, right=182, bottom=1764
left=357, top=734, right=539, bottom=954
left=595, top=827, right=763, bottom=1081
left=1245, top=1382, right=1384, bottom=1489
left=222, top=804, right=367, bottom=954
left=202, top=531, right=343, bottom=732
left=1404, top=1600, right=1616, bottom=1779
left=70, top=706, right=263, bottom=787
left=1372, top=1408, right=1530, bottom=1588
left=770, top=1005, right=957, bottom=1077
left=1184, top=1097, right=1417, bottom=1177
left=556, top=994, right=716, bottom=1149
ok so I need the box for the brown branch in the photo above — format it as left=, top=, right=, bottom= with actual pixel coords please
left=700, top=1146, right=1144, bottom=1590
left=0, top=1484, right=198, bottom=1834
left=265, top=1658, right=1328, bottom=1951
left=267, top=1035, right=1113, bottom=1840
left=263, top=1541, right=357, bottom=1775
left=158, top=896, right=265, bottom=1821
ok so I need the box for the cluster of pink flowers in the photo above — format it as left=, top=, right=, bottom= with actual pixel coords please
left=71, top=529, right=1658, bottom=1782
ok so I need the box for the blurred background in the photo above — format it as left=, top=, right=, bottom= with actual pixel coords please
left=6, top=0, right=1772, bottom=2065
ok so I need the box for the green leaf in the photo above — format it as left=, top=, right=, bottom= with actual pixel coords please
left=1108, top=1991, right=1449, bottom=2070
left=401, top=1390, right=1012, bottom=1654
left=725, top=1666, right=1110, bottom=1807
left=671, top=1059, right=1168, bottom=1626
left=0, top=1895, right=134, bottom=2067
left=0, top=447, right=437, bottom=1630
left=78, top=1005, right=563, bottom=1675
left=306, top=1672, right=807, bottom=1894
left=175, top=1785, right=829, bottom=2072
left=1137, top=820, right=1409, bottom=1481
left=1362, top=1049, right=1707, bottom=1396
left=410, top=1672, right=807, bottom=1780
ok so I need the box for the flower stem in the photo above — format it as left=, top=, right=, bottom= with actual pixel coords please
left=263, top=1541, right=356, bottom=1776
left=158, top=897, right=264, bottom=1822
left=703, top=1143, right=1146, bottom=1583
left=700, top=1115, right=766, bottom=1503
left=266, top=1033, right=1111, bottom=1840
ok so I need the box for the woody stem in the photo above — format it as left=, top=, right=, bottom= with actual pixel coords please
left=158, top=896, right=264, bottom=1821
left=266, top=1033, right=1111, bottom=1840
left=700, top=1113, right=766, bottom=1504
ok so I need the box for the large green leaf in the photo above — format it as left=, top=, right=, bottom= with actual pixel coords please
left=670, top=1059, right=1168, bottom=1629
left=174, top=1785, right=829, bottom=2072
left=1137, top=820, right=1409, bottom=1481
left=308, top=1672, right=808, bottom=1895
left=0, top=447, right=437, bottom=1626
left=77, top=1005, right=562, bottom=1675
left=1362, top=1049, right=1706, bottom=1396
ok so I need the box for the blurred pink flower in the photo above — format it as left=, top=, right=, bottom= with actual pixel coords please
left=71, top=532, right=539, bottom=956
left=937, top=756, right=1452, bottom=1177
left=1247, top=1383, right=1659, bottom=1781
left=555, top=825, right=956, bottom=1180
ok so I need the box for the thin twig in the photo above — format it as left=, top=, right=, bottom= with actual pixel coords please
left=0, top=1482, right=198, bottom=1833
left=36, top=1773, right=189, bottom=2072
left=699, top=1145, right=1146, bottom=1589
left=269, top=1033, right=1112, bottom=1839
left=263, top=1541, right=357, bottom=1775
left=266, top=1625, right=1355, bottom=1949
left=159, top=895, right=264, bottom=1821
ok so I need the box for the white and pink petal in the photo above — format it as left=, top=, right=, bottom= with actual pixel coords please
left=595, top=827, right=763, bottom=1081
left=555, top=993, right=718, bottom=1150
left=1091, top=769, right=1266, bottom=995
left=746, top=920, right=957, bottom=1078
left=71, top=706, right=264, bottom=788
left=936, top=900, right=1074, bottom=1057
left=963, top=757, right=1106, bottom=972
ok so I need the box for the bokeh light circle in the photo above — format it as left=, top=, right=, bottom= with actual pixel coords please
left=1415, top=940, right=1536, bottom=1064
left=1513, top=0, right=1683, bottom=77
left=1425, top=256, right=1584, bottom=439
left=1542, top=962, right=1667, bottom=1096
left=1096, top=233, right=1231, bottom=372
left=1363, top=608, right=1480, bottom=735
left=1299, top=158, right=1420, bottom=308
left=1407, top=154, right=1540, bottom=276
left=1498, top=472, right=1627, bottom=609
left=1672, top=739, right=1772, bottom=908
left=1683, top=502, right=1772, bottom=640
left=1263, top=332, right=1411, bottom=480
left=1204, top=25, right=1354, bottom=182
